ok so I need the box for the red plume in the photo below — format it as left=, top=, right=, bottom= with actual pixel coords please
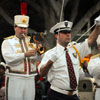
left=20, top=2, right=27, bottom=15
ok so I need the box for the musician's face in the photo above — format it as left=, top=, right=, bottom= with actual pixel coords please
left=56, top=32, right=71, bottom=47
left=14, top=26, right=28, bottom=39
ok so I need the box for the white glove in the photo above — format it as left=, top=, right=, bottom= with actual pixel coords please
left=49, top=54, right=57, bottom=62
left=95, top=15, right=100, bottom=26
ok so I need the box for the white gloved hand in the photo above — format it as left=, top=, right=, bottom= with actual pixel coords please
left=95, top=15, right=100, bottom=26
left=49, top=54, right=57, bottom=62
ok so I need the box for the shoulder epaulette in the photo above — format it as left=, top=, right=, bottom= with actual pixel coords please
left=91, top=54, right=100, bottom=59
left=4, top=35, right=15, bottom=40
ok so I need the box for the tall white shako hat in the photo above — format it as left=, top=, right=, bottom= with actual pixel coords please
left=14, top=15, right=29, bottom=28
left=96, top=35, right=100, bottom=46
left=50, top=20, right=73, bottom=34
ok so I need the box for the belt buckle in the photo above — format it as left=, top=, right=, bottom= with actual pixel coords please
left=67, top=91, right=74, bottom=95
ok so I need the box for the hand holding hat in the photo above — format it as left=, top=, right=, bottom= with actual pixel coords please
left=95, top=15, right=100, bottom=26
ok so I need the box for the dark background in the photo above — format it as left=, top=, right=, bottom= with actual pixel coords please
left=0, top=0, right=100, bottom=62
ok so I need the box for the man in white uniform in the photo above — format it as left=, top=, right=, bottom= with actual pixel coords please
left=1, top=15, right=38, bottom=100
left=38, top=15, right=100, bottom=100
left=88, top=35, right=100, bottom=100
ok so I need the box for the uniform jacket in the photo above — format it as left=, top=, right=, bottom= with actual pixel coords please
left=2, top=35, right=38, bottom=77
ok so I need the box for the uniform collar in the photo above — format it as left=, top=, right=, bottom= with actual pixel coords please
left=57, top=43, right=66, bottom=52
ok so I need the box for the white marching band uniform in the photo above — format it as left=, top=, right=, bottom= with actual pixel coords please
left=1, top=14, right=39, bottom=100
left=88, top=34, right=100, bottom=100
left=2, top=35, right=37, bottom=100
left=88, top=54, right=100, bottom=100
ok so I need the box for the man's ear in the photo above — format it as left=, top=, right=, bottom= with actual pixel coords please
left=14, top=26, right=16, bottom=31
left=55, top=34, right=58, bottom=39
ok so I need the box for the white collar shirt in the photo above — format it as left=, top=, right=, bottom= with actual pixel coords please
left=38, top=39, right=91, bottom=90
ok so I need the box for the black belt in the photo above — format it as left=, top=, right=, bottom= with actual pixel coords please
left=51, top=86, right=77, bottom=95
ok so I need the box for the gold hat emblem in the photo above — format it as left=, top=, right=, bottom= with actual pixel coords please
left=21, top=18, right=27, bottom=23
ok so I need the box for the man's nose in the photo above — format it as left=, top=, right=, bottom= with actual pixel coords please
left=66, top=34, right=71, bottom=37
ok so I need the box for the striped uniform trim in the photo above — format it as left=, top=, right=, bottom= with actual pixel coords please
left=6, top=77, right=9, bottom=100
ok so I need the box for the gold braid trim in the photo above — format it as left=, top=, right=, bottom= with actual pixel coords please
left=91, top=53, right=100, bottom=59
left=72, top=45, right=81, bottom=67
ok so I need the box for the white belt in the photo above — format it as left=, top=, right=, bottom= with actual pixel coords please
left=51, top=85, right=78, bottom=96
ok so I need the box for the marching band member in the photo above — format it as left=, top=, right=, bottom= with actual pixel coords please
left=38, top=15, right=100, bottom=100
left=88, top=34, right=100, bottom=100
left=1, top=15, right=38, bottom=100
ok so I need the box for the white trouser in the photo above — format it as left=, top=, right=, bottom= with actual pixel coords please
left=6, top=76, right=35, bottom=100
left=95, top=88, right=100, bottom=100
